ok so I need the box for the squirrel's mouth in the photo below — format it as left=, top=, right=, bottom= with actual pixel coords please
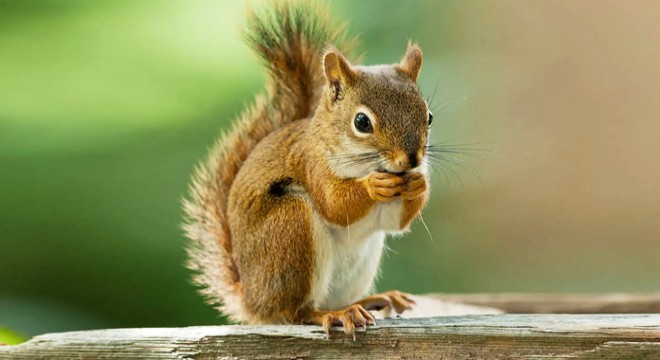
left=378, top=167, right=406, bottom=176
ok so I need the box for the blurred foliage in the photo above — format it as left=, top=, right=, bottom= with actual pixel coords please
left=0, top=327, right=25, bottom=346
left=2, top=0, right=658, bottom=341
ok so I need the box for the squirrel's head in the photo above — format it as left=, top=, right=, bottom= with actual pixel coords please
left=320, top=43, right=431, bottom=178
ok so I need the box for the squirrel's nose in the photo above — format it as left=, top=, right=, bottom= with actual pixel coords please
left=408, top=152, right=419, bottom=168
left=394, top=152, right=420, bottom=171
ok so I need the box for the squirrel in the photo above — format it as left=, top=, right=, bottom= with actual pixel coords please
left=183, top=0, right=431, bottom=338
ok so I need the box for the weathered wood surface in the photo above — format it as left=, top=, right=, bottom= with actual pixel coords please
left=428, top=292, right=660, bottom=314
left=1, top=314, right=659, bottom=359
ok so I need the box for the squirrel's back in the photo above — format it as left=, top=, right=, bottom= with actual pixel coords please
left=182, top=1, right=356, bottom=322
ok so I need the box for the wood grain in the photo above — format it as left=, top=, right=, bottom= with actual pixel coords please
left=1, top=314, right=658, bottom=359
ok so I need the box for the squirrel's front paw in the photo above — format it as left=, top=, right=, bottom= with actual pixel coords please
left=363, top=172, right=405, bottom=202
left=401, top=172, right=427, bottom=200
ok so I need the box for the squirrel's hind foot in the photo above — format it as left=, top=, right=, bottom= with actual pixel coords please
left=304, top=305, right=375, bottom=341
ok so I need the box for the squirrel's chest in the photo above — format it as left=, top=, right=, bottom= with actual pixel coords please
left=309, top=201, right=404, bottom=310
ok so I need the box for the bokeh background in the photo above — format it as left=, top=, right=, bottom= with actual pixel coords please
left=2, top=0, right=659, bottom=343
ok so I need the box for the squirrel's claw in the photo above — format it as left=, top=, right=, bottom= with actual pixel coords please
left=354, top=290, right=416, bottom=317
left=321, top=304, right=375, bottom=341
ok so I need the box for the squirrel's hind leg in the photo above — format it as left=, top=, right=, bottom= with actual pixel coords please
left=229, top=189, right=316, bottom=324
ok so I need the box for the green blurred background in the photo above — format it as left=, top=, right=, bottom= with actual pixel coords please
left=2, top=0, right=659, bottom=343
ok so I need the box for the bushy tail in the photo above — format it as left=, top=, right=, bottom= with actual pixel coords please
left=182, top=1, right=357, bottom=323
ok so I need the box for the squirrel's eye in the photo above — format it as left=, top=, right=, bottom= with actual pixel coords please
left=428, top=111, right=434, bottom=127
left=354, top=112, right=373, bottom=133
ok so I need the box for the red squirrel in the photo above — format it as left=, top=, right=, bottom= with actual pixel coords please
left=183, top=1, right=430, bottom=338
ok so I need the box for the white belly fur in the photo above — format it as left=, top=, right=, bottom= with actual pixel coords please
left=310, top=199, right=406, bottom=310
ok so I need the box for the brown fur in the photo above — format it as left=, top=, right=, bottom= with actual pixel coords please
left=183, top=0, right=430, bottom=329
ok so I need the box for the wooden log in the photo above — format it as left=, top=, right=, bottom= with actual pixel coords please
left=1, top=314, right=658, bottom=359
left=427, top=292, right=660, bottom=314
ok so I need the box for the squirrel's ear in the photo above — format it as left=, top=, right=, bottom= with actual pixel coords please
left=398, top=42, right=423, bottom=82
left=323, top=48, right=356, bottom=100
